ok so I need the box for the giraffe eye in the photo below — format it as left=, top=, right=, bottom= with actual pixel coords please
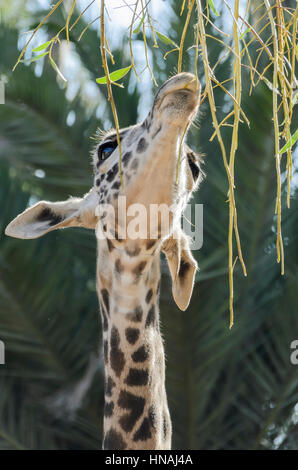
left=98, top=141, right=117, bottom=161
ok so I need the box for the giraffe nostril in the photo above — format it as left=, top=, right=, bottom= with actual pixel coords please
left=157, top=73, right=199, bottom=100
left=153, top=73, right=200, bottom=117
left=157, top=89, right=199, bottom=118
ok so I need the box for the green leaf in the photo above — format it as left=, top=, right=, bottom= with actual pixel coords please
left=208, top=0, right=220, bottom=16
left=262, top=77, right=280, bottom=95
left=280, top=129, right=298, bottom=154
left=96, top=65, right=132, bottom=84
left=291, top=92, right=298, bottom=108
left=32, top=41, right=51, bottom=52
left=49, top=57, right=67, bottom=82
left=156, top=31, right=177, bottom=47
left=240, top=27, right=252, bottom=40
left=133, top=15, right=145, bottom=34
left=21, top=52, right=49, bottom=63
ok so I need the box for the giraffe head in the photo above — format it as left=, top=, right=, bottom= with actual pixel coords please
left=5, top=72, right=203, bottom=310
left=94, top=72, right=201, bottom=206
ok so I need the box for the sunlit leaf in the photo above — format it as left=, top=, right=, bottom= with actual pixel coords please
left=292, top=92, right=298, bottom=108
left=96, top=65, right=132, bottom=84
left=240, top=26, right=252, bottom=40
left=156, top=31, right=177, bottom=47
left=280, top=129, right=298, bottom=154
left=32, top=41, right=51, bottom=52
left=133, top=15, right=145, bottom=34
left=49, top=57, right=67, bottom=82
left=262, top=77, right=280, bottom=95
left=21, top=52, right=49, bottom=63
left=208, top=0, right=220, bottom=16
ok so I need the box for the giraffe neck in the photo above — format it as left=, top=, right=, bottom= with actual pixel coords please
left=97, top=241, right=172, bottom=450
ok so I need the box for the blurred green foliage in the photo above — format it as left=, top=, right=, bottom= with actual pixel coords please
left=0, top=1, right=297, bottom=450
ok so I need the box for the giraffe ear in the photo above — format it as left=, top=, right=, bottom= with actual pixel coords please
left=162, top=230, right=197, bottom=311
left=5, top=189, right=98, bottom=240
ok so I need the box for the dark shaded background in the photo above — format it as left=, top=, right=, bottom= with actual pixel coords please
left=0, top=0, right=297, bottom=449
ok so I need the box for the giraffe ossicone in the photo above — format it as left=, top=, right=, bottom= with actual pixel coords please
left=5, top=72, right=204, bottom=450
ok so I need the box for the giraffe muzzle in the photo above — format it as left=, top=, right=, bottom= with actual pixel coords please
left=153, top=72, right=200, bottom=120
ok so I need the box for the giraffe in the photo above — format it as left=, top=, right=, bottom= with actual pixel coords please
left=5, top=72, right=203, bottom=450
